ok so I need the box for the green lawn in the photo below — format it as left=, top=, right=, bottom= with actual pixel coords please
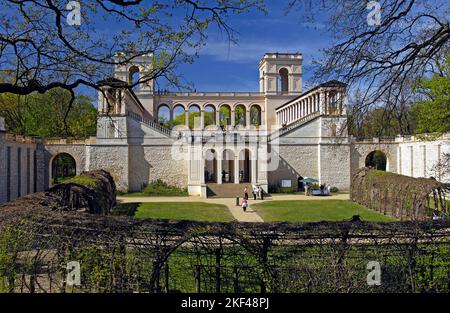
left=132, top=202, right=235, bottom=222
left=252, top=200, right=396, bottom=223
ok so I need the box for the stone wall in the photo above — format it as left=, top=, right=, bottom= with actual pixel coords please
left=318, top=143, right=351, bottom=191
left=350, top=141, right=398, bottom=178
left=88, top=145, right=130, bottom=191
left=128, top=145, right=188, bottom=191
left=397, top=136, right=450, bottom=183
left=268, top=144, right=319, bottom=189
left=0, top=131, right=46, bottom=205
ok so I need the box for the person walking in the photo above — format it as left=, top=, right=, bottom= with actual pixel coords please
left=242, top=199, right=248, bottom=212
left=252, top=185, right=257, bottom=200
left=244, top=187, right=249, bottom=200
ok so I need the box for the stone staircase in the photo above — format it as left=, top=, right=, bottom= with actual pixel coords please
left=127, top=111, right=175, bottom=137
left=206, top=183, right=254, bottom=198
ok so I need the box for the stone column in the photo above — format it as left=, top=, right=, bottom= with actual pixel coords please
left=200, top=159, right=205, bottom=185
left=234, top=154, right=239, bottom=184
left=246, top=108, right=251, bottom=128
left=251, top=153, right=257, bottom=184
left=217, top=156, right=222, bottom=184
left=215, top=109, right=220, bottom=126
left=200, top=110, right=205, bottom=129
left=185, top=110, right=189, bottom=127
left=230, top=110, right=235, bottom=127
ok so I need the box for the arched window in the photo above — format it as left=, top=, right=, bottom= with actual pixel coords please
left=250, top=105, right=262, bottom=126
left=204, top=149, right=218, bottom=183
left=278, top=68, right=289, bottom=95
left=365, top=151, right=387, bottom=171
left=235, top=104, right=246, bottom=126
left=238, top=149, right=251, bottom=183
left=188, top=105, right=201, bottom=129
left=129, top=66, right=140, bottom=91
left=157, top=105, right=171, bottom=127
left=172, top=105, right=185, bottom=126
left=204, top=105, right=216, bottom=127
left=219, top=105, right=231, bottom=127
left=221, top=149, right=235, bottom=183
left=51, top=153, right=76, bottom=185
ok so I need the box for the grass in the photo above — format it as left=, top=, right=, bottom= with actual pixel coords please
left=119, top=179, right=188, bottom=197
left=114, top=202, right=235, bottom=222
left=252, top=200, right=396, bottom=223
left=56, top=175, right=98, bottom=188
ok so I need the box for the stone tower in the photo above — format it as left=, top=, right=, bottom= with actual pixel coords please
left=259, top=53, right=303, bottom=96
left=113, top=52, right=154, bottom=93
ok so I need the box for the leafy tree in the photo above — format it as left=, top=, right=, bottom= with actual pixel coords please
left=412, top=55, right=450, bottom=134
left=219, top=106, right=231, bottom=127
left=235, top=106, right=245, bottom=125
left=0, top=88, right=97, bottom=138
left=250, top=106, right=260, bottom=126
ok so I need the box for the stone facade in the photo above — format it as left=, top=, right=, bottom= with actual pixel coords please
left=1, top=53, right=449, bottom=204
left=0, top=130, right=47, bottom=204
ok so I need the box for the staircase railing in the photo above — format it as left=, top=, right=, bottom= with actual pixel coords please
left=127, top=111, right=173, bottom=137
left=268, top=111, right=321, bottom=141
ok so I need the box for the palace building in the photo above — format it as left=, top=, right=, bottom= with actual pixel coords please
left=0, top=52, right=448, bottom=202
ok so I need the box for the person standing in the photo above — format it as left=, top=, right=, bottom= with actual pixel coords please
left=244, top=187, right=249, bottom=200
left=252, top=185, right=257, bottom=200
left=242, top=199, right=248, bottom=212
left=259, top=186, right=264, bottom=200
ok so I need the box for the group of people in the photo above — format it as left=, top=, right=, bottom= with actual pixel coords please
left=241, top=185, right=264, bottom=212
left=304, top=183, right=331, bottom=196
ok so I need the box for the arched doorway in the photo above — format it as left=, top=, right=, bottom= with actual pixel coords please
left=365, top=151, right=387, bottom=171
left=278, top=68, right=289, bottom=95
left=297, top=176, right=304, bottom=192
left=51, top=153, right=76, bottom=185
left=157, top=104, right=171, bottom=127
left=204, top=105, right=216, bottom=127
left=221, top=150, right=235, bottom=183
left=238, top=149, right=251, bottom=183
left=172, top=105, right=185, bottom=126
left=204, top=149, right=217, bottom=183
left=250, top=105, right=262, bottom=126
left=235, top=104, right=246, bottom=126
left=188, top=104, right=201, bottom=129
left=129, top=65, right=140, bottom=91
left=219, top=105, right=231, bottom=127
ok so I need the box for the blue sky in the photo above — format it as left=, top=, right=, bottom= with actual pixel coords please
left=174, top=2, right=332, bottom=92
left=72, top=1, right=333, bottom=98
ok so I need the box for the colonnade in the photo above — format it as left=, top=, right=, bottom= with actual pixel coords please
left=276, top=87, right=346, bottom=126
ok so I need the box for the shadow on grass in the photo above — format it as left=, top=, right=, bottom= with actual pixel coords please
left=112, top=202, right=141, bottom=217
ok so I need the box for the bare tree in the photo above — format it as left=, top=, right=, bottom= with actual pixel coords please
left=0, top=0, right=264, bottom=96
left=287, top=0, right=449, bottom=111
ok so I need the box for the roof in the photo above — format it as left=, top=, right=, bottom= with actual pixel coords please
left=275, top=80, right=347, bottom=111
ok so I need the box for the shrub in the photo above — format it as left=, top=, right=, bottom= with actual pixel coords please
left=330, top=187, right=339, bottom=193
left=140, top=179, right=188, bottom=196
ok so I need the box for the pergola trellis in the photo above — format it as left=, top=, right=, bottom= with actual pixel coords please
left=351, top=168, right=449, bottom=221
left=1, top=209, right=450, bottom=293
